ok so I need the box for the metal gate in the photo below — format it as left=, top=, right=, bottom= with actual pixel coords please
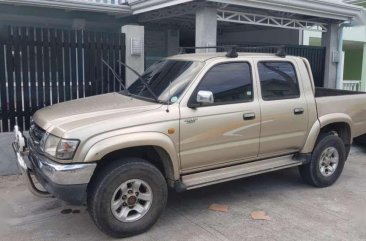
left=0, top=26, right=126, bottom=132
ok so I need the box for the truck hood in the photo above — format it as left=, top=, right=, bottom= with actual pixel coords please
left=33, top=93, right=162, bottom=135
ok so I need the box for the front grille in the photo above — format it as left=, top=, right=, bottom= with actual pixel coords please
left=29, top=123, right=46, bottom=144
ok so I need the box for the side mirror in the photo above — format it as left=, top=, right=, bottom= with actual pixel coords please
left=188, top=90, right=214, bottom=108
left=197, top=90, right=214, bottom=104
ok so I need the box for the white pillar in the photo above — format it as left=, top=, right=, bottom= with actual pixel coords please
left=195, top=7, right=217, bottom=53
left=322, top=23, right=340, bottom=89
left=361, top=43, right=366, bottom=91
left=121, top=25, right=145, bottom=87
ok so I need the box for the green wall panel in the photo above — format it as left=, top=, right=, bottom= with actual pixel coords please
left=344, top=49, right=363, bottom=80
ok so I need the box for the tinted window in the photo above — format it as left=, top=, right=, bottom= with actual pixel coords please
left=192, top=62, right=253, bottom=105
left=128, top=60, right=204, bottom=103
left=258, top=62, right=300, bottom=100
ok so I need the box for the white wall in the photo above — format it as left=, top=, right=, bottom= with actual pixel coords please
left=303, top=26, right=366, bottom=45
left=122, top=25, right=145, bottom=87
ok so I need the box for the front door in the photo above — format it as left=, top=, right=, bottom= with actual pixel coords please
left=179, top=61, right=260, bottom=173
left=256, top=60, right=309, bottom=157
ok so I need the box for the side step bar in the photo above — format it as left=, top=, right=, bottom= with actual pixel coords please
left=182, top=155, right=303, bottom=190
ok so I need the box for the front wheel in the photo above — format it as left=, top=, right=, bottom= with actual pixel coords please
left=87, top=158, right=168, bottom=238
left=299, top=134, right=346, bottom=188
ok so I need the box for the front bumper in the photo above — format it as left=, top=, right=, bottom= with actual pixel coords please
left=12, top=126, right=96, bottom=205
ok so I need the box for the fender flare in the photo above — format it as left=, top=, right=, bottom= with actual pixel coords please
left=84, top=132, right=180, bottom=180
left=301, top=113, right=353, bottom=153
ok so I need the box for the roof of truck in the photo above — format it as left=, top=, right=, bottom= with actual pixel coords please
left=167, top=52, right=295, bottom=62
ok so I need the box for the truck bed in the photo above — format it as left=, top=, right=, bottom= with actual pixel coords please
left=315, top=87, right=364, bottom=97
left=315, top=87, right=366, bottom=138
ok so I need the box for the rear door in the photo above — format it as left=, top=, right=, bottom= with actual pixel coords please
left=179, top=60, right=260, bottom=173
left=255, top=59, right=309, bottom=157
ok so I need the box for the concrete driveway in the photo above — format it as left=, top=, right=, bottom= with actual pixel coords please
left=0, top=145, right=366, bottom=241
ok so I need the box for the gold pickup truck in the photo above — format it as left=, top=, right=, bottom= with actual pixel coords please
left=12, top=50, right=366, bottom=238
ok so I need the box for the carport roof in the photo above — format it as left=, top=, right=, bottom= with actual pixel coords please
left=129, top=0, right=364, bottom=24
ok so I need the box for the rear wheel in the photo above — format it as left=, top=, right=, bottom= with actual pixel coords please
left=87, top=158, right=167, bottom=238
left=299, top=134, right=346, bottom=188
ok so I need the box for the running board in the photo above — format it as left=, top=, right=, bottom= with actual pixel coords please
left=182, top=155, right=303, bottom=190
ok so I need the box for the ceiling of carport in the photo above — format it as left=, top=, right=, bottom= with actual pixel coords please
left=138, top=2, right=331, bottom=32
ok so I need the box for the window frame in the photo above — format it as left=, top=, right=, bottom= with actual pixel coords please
left=257, top=61, right=301, bottom=101
left=187, top=61, right=254, bottom=108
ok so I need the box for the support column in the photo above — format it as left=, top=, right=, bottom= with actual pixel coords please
left=195, top=7, right=217, bottom=53
left=361, top=43, right=366, bottom=91
left=322, top=23, right=340, bottom=89
left=121, top=25, right=145, bottom=87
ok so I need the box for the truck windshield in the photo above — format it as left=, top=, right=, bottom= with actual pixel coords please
left=127, top=60, right=204, bottom=104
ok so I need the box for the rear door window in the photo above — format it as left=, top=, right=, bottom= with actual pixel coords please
left=258, top=62, right=300, bottom=101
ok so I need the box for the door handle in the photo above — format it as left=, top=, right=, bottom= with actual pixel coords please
left=294, top=108, right=304, bottom=115
left=243, top=113, right=256, bottom=120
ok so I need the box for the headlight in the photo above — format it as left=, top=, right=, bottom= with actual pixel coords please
left=40, top=133, right=79, bottom=160
left=40, top=133, right=60, bottom=157
left=56, top=139, right=79, bottom=160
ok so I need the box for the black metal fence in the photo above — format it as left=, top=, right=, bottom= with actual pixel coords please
left=284, top=45, right=326, bottom=87
left=0, top=26, right=126, bottom=132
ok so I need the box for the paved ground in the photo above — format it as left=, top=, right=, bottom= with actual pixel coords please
left=0, top=145, right=366, bottom=241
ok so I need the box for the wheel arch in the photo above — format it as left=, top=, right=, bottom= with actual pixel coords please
left=301, top=115, right=352, bottom=154
left=84, top=132, right=180, bottom=183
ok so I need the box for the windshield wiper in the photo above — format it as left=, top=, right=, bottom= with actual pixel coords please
left=101, top=59, right=129, bottom=96
left=117, top=60, right=159, bottom=102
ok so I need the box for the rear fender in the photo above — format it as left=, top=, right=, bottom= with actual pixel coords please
left=301, top=113, right=353, bottom=153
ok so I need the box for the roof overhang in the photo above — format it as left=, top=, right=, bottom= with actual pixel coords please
left=129, top=0, right=195, bottom=14
left=344, top=0, right=366, bottom=8
left=0, top=0, right=131, bottom=15
left=352, top=9, right=366, bottom=25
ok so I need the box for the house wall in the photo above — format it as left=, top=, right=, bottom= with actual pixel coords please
left=344, top=49, right=363, bottom=80
left=304, top=26, right=366, bottom=89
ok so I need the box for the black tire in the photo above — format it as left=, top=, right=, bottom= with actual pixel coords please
left=87, top=158, right=168, bottom=238
left=299, top=134, right=346, bottom=188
